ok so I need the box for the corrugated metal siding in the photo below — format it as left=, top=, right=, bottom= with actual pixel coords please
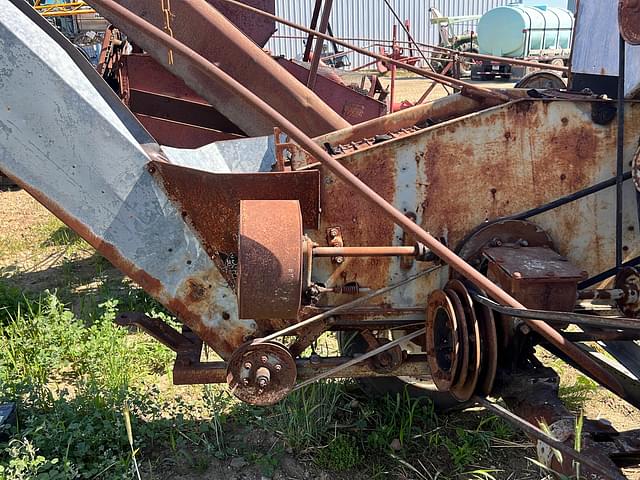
left=267, top=0, right=513, bottom=67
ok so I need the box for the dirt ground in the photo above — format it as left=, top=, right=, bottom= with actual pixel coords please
left=2, top=181, right=639, bottom=479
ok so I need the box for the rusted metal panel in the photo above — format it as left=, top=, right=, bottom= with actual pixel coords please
left=276, top=57, right=386, bottom=124
left=149, top=161, right=319, bottom=286
left=308, top=99, right=640, bottom=313
left=87, top=0, right=350, bottom=137
left=207, top=0, right=276, bottom=47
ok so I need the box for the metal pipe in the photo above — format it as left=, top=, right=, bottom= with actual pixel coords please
left=383, top=0, right=450, bottom=95
left=313, top=246, right=417, bottom=257
left=307, top=0, right=332, bottom=90
left=215, top=0, right=509, bottom=102
left=302, top=0, right=322, bottom=62
left=617, top=34, right=626, bottom=269
left=474, top=396, right=626, bottom=480
left=269, top=37, right=568, bottom=73
left=90, top=1, right=623, bottom=397
left=390, top=24, right=397, bottom=113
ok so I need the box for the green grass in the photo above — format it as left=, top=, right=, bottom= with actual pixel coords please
left=0, top=212, right=533, bottom=479
left=0, top=283, right=527, bottom=479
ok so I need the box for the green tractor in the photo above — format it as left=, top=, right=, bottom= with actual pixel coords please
left=429, top=7, right=480, bottom=78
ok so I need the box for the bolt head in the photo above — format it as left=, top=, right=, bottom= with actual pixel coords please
left=257, top=378, right=268, bottom=388
left=242, top=378, right=249, bottom=386
left=260, top=355, right=268, bottom=363
left=274, top=364, right=282, bottom=371
left=335, top=256, right=344, bottom=264
left=329, top=228, right=339, bottom=237
left=244, top=362, right=252, bottom=370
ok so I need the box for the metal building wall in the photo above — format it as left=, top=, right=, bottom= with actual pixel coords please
left=267, top=0, right=512, bottom=67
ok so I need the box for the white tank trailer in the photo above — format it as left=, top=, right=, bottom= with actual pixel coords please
left=471, top=4, right=574, bottom=81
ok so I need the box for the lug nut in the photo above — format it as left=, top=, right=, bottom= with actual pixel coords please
left=260, top=355, right=268, bottom=364
left=274, top=364, right=282, bottom=371
left=255, top=366, right=271, bottom=389
left=244, top=362, right=252, bottom=370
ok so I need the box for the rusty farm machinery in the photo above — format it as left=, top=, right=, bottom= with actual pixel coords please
left=2, top=0, right=640, bottom=477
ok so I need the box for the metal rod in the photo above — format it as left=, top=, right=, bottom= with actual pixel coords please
left=292, top=328, right=426, bottom=391
left=474, top=396, right=625, bottom=480
left=307, top=0, right=333, bottom=90
left=259, top=266, right=440, bottom=344
left=313, top=246, right=417, bottom=257
left=507, top=172, right=632, bottom=222
left=390, top=24, right=397, bottom=113
left=580, top=255, right=640, bottom=289
left=382, top=0, right=449, bottom=94
left=472, top=294, right=640, bottom=332
left=91, top=0, right=622, bottom=397
left=215, top=0, right=509, bottom=102
left=617, top=34, right=626, bottom=269
left=302, top=0, right=322, bottom=62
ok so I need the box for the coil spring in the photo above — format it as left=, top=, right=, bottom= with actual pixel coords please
left=334, top=282, right=361, bottom=294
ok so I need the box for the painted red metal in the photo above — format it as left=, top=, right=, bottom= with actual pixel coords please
left=88, top=0, right=350, bottom=137
left=135, top=114, right=243, bottom=148
left=275, top=58, right=386, bottom=124
left=206, top=0, right=275, bottom=47
left=121, top=53, right=244, bottom=135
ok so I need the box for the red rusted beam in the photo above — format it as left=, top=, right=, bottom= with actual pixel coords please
left=88, top=0, right=624, bottom=397
left=216, top=0, right=510, bottom=102
left=87, top=0, right=350, bottom=137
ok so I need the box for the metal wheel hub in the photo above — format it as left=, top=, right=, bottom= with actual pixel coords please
left=226, top=340, right=297, bottom=406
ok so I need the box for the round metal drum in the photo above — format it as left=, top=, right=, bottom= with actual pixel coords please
left=620, top=0, right=640, bottom=45
left=238, top=200, right=303, bottom=320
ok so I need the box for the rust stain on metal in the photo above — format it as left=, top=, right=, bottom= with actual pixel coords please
left=149, top=161, right=319, bottom=285
left=619, top=0, right=640, bottom=45
left=238, top=200, right=303, bottom=320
